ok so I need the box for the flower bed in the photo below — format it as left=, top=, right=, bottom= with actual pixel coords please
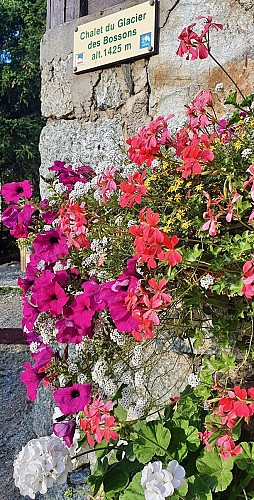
left=2, top=15, right=254, bottom=500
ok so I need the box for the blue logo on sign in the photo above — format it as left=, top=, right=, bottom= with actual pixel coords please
left=140, top=32, right=152, bottom=49
left=76, top=53, right=84, bottom=65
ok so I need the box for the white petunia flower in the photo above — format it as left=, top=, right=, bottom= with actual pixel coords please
left=13, top=436, right=72, bottom=499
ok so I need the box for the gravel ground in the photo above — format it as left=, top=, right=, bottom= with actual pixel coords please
left=0, top=261, right=23, bottom=288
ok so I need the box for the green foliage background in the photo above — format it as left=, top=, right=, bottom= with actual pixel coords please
left=0, top=0, right=46, bottom=188
left=0, top=0, right=46, bottom=262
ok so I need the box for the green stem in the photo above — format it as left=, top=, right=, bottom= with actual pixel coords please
left=230, top=473, right=253, bottom=500
left=208, top=52, right=245, bottom=100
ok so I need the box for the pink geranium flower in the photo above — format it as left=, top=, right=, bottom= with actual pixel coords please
left=1, top=180, right=33, bottom=203
left=33, top=229, right=68, bottom=263
left=53, top=383, right=92, bottom=414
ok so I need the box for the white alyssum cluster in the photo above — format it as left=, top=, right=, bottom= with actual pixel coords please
left=241, top=148, right=253, bottom=158
left=29, top=342, right=40, bottom=354
left=34, top=314, right=57, bottom=344
left=13, top=436, right=72, bottom=499
left=187, top=373, right=200, bottom=388
left=82, top=237, right=108, bottom=270
left=54, top=181, right=68, bottom=195
left=69, top=181, right=93, bottom=201
left=200, top=274, right=214, bottom=289
left=127, top=219, right=137, bottom=228
left=58, top=374, right=71, bottom=387
left=91, top=359, right=108, bottom=384
left=110, top=329, right=126, bottom=346
left=214, top=82, right=224, bottom=92
left=141, top=460, right=186, bottom=500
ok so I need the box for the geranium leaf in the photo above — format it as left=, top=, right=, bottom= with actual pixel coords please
left=187, top=474, right=213, bottom=499
left=119, top=471, right=144, bottom=499
left=196, top=450, right=233, bottom=492
left=103, top=461, right=129, bottom=494
left=235, top=442, right=254, bottom=475
left=132, top=421, right=171, bottom=463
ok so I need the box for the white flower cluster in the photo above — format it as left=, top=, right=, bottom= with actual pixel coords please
left=187, top=373, right=200, bottom=388
left=82, top=237, right=108, bottom=271
left=34, top=314, right=57, bottom=344
left=90, top=236, right=108, bottom=254
left=241, top=148, right=252, bottom=158
left=141, top=460, right=186, bottom=500
left=200, top=274, right=214, bottom=289
left=69, top=181, right=93, bottom=201
left=127, top=219, right=137, bottom=228
left=13, top=436, right=72, bottom=499
left=91, top=359, right=108, bottom=384
left=214, top=82, right=224, bottom=92
left=54, top=181, right=68, bottom=195
left=29, top=341, right=40, bottom=354
left=110, top=329, right=126, bottom=346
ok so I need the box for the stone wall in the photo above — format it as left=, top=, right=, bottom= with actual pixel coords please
left=40, top=0, right=254, bottom=192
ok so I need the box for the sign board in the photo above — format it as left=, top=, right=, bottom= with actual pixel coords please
left=73, top=1, right=157, bottom=73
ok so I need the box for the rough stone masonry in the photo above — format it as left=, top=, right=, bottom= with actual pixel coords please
left=39, top=0, right=254, bottom=389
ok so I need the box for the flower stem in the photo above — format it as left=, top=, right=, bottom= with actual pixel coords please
left=208, top=52, right=245, bottom=100
left=230, top=473, right=253, bottom=500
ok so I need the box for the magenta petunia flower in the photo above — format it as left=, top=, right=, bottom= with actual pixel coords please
left=55, top=318, right=83, bottom=344
left=69, top=280, right=104, bottom=331
left=33, top=280, right=69, bottom=315
left=1, top=180, right=33, bottom=203
left=49, top=161, right=95, bottom=192
left=53, top=420, right=76, bottom=447
left=22, top=297, right=39, bottom=331
left=32, top=345, right=54, bottom=371
left=101, top=275, right=139, bottom=332
left=20, top=362, right=45, bottom=400
left=53, top=383, right=92, bottom=414
left=2, top=204, right=20, bottom=228
left=32, top=229, right=68, bottom=263
left=10, top=203, right=37, bottom=238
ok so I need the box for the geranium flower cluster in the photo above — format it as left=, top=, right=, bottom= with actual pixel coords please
left=199, top=385, right=254, bottom=460
left=80, top=393, right=118, bottom=445
left=176, top=15, right=223, bottom=60
left=13, top=436, right=71, bottom=499
left=141, top=460, right=186, bottom=499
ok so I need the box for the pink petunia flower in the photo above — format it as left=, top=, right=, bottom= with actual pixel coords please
left=53, top=383, right=92, bottom=414
left=20, top=362, right=45, bottom=400
left=32, top=279, right=69, bottom=316
left=53, top=420, right=76, bottom=447
left=1, top=180, right=33, bottom=203
left=1, top=204, right=20, bottom=228
left=33, top=229, right=68, bottom=263
left=55, top=318, right=83, bottom=344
